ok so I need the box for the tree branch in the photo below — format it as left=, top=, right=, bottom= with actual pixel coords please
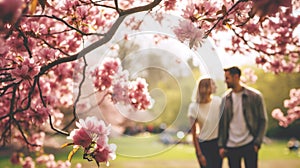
left=23, top=14, right=105, bottom=36
left=204, top=0, right=247, bottom=38
left=15, top=27, right=33, bottom=58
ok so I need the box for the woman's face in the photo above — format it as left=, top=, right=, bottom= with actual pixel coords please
left=211, top=80, right=217, bottom=94
left=198, top=79, right=213, bottom=95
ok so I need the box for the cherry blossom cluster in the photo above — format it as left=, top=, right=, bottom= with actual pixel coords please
left=66, top=116, right=116, bottom=167
left=128, top=77, right=152, bottom=110
left=240, top=68, right=258, bottom=84
left=272, top=88, right=300, bottom=127
left=91, top=57, right=151, bottom=111
left=1, top=0, right=156, bottom=166
left=10, top=152, right=79, bottom=168
left=173, top=0, right=299, bottom=74
left=0, top=0, right=300, bottom=166
left=173, top=20, right=205, bottom=49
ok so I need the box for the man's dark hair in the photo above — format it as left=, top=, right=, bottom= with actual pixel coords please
left=224, top=66, right=241, bottom=77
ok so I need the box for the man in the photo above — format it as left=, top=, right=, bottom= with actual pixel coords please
left=218, top=66, right=268, bottom=168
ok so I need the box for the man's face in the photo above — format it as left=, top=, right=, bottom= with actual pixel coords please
left=224, top=71, right=234, bottom=89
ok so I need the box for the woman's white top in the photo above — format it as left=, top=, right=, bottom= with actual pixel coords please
left=187, top=96, right=221, bottom=142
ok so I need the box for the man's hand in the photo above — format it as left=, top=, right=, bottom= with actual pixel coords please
left=219, top=148, right=226, bottom=158
left=254, top=145, right=259, bottom=152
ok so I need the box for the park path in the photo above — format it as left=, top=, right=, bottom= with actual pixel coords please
left=81, top=158, right=300, bottom=168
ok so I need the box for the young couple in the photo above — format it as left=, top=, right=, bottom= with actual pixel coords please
left=188, top=66, right=268, bottom=168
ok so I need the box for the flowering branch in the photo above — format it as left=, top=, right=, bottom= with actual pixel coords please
left=204, top=0, right=248, bottom=38
left=272, top=88, right=300, bottom=127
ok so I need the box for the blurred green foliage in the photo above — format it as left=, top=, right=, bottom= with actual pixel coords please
left=242, top=66, right=300, bottom=139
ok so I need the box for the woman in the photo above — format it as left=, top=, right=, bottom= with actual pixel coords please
left=187, top=78, right=222, bottom=168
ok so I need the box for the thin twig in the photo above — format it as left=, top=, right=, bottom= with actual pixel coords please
left=62, top=56, right=88, bottom=131
left=37, top=77, right=69, bottom=135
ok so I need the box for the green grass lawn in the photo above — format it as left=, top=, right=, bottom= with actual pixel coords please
left=1, top=135, right=300, bottom=168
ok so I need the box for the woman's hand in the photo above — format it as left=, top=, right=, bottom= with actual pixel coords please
left=197, top=153, right=207, bottom=167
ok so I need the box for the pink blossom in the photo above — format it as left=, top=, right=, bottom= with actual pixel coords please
left=10, top=152, right=22, bottom=165
left=164, top=0, right=177, bottom=11
left=22, top=156, right=35, bottom=168
left=111, top=70, right=130, bottom=104
left=29, top=154, right=71, bottom=168
left=241, top=68, right=257, bottom=84
left=59, top=0, right=80, bottom=12
left=77, top=116, right=111, bottom=138
left=94, top=143, right=117, bottom=165
left=38, top=48, right=57, bottom=63
left=76, top=163, right=82, bottom=168
left=255, top=56, right=268, bottom=65
left=68, top=116, right=111, bottom=149
left=67, top=116, right=116, bottom=165
left=91, top=57, right=121, bottom=91
left=35, top=155, right=49, bottom=164
left=77, top=6, right=89, bottom=19
left=182, top=3, right=196, bottom=21
left=173, top=20, right=204, bottom=48
left=112, top=81, right=130, bottom=104
left=272, top=88, right=300, bottom=127
left=102, top=57, right=120, bottom=74
left=11, top=58, right=40, bottom=82
left=284, top=89, right=300, bottom=108
left=31, top=106, right=49, bottom=125
left=28, top=132, right=45, bottom=152
left=271, top=108, right=285, bottom=120
left=95, top=13, right=106, bottom=29
left=271, top=108, right=289, bottom=127
left=68, top=128, right=92, bottom=148
left=129, top=78, right=151, bottom=110
left=0, top=38, right=8, bottom=55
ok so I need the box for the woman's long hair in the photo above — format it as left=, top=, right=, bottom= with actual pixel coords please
left=195, top=78, right=212, bottom=104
